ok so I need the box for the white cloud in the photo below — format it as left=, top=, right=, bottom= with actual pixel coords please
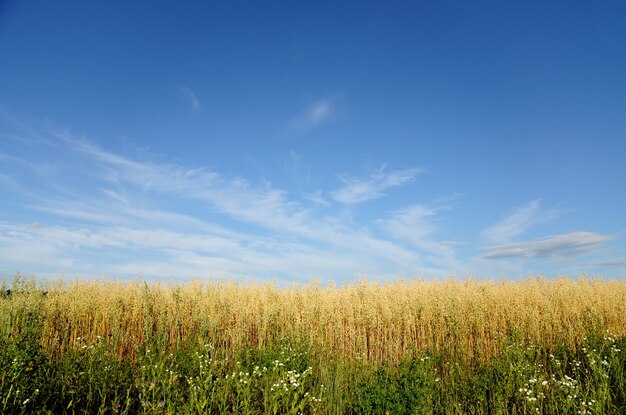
left=304, top=190, right=330, bottom=206
left=480, top=232, right=612, bottom=260
left=3, top=118, right=620, bottom=281
left=180, top=86, right=200, bottom=111
left=0, top=153, right=19, bottom=161
left=379, top=205, right=437, bottom=244
left=0, top=220, right=420, bottom=281
left=483, top=199, right=561, bottom=243
left=378, top=201, right=459, bottom=263
left=1, top=131, right=428, bottom=280
left=332, top=165, right=421, bottom=204
left=307, top=101, right=331, bottom=124
left=287, top=99, right=334, bottom=135
left=579, top=258, right=626, bottom=268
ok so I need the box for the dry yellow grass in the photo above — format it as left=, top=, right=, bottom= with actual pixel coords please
left=8, top=276, right=625, bottom=363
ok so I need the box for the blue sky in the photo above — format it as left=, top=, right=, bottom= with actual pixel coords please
left=1, top=0, right=625, bottom=282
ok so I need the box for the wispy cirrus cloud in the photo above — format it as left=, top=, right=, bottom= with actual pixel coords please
left=332, top=165, right=421, bottom=204
left=480, top=232, right=613, bottom=261
left=579, top=258, right=626, bottom=269
left=2, top=114, right=620, bottom=281
left=480, top=201, right=611, bottom=263
left=482, top=199, right=561, bottom=243
left=180, top=86, right=200, bottom=111
left=1, top=126, right=430, bottom=280
left=304, top=190, right=330, bottom=206
left=377, top=201, right=457, bottom=259
left=287, top=98, right=334, bottom=135
left=0, top=221, right=362, bottom=280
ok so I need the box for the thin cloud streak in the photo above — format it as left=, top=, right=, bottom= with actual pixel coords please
left=376, top=199, right=466, bottom=276
left=287, top=99, right=334, bottom=135
left=378, top=204, right=447, bottom=255
left=332, top=165, right=422, bottom=204
left=180, top=86, right=200, bottom=111
left=481, top=232, right=613, bottom=260
left=579, top=258, right=626, bottom=268
left=304, top=190, right=330, bottom=206
left=0, top=221, right=411, bottom=280
left=483, top=199, right=561, bottom=243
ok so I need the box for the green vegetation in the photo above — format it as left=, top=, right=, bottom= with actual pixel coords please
left=1, top=275, right=625, bottom=414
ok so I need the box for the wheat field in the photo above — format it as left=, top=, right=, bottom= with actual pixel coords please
left=4, top=276, right=624, bottom=362
left=2, top=275, right=626, bottom=414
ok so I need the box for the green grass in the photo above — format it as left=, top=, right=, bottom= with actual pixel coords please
left=1, top=279, right=625, bottom=414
